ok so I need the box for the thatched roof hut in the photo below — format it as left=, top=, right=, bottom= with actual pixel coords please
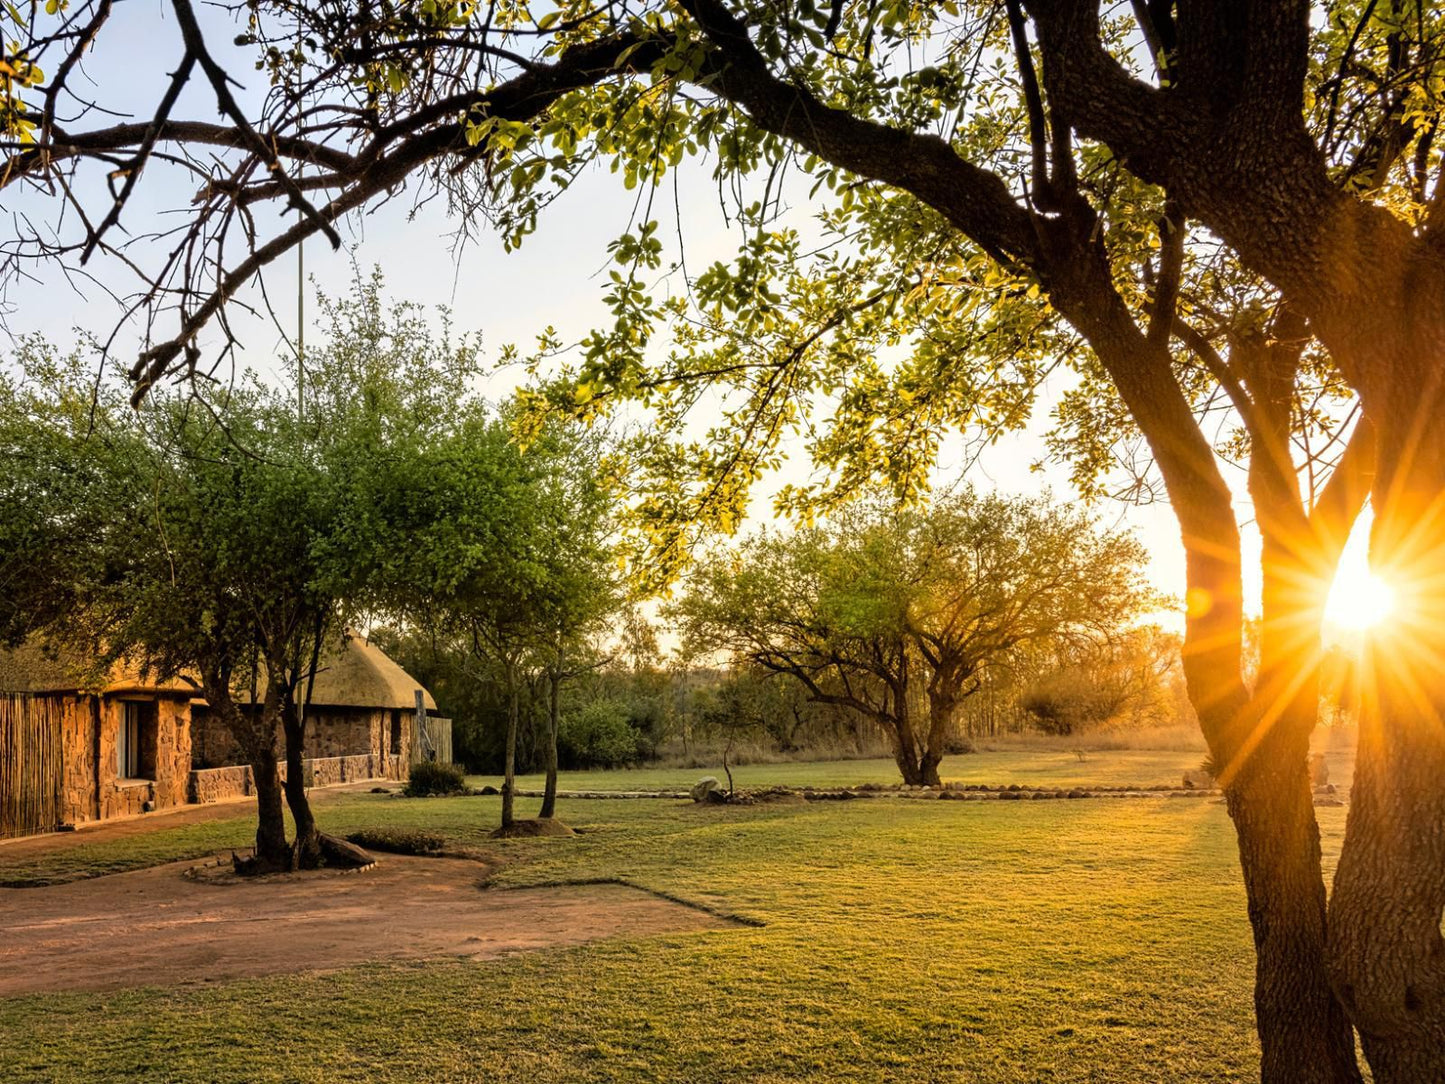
left=303, top=635, right=438, bottom=712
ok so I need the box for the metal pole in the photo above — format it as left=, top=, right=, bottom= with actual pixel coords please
left=295, top=14, right=304, bottom=420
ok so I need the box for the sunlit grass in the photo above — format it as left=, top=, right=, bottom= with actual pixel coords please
left=479, top=747, right=1210, bottom=795
left=0, top=766, right=1354, bottom=1082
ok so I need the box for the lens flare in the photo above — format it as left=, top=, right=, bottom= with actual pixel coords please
left=1324, top=567, right=1396, bottom=631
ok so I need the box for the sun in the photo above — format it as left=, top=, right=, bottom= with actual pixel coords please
left=1324, top=564, right=1397, bottom=631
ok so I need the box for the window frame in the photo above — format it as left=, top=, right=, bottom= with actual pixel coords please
left=117, top=700, right=158, bottom=782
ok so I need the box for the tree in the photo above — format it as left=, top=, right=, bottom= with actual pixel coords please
left=675, top=490, right=1152, bottom=785
left=377, top=410, right=619, bottom=832
left=4, top=1, right=1441, bottom=1076
left=0, top=274, right=478, bottom=870
left=0, top=337, right=149, bottom=648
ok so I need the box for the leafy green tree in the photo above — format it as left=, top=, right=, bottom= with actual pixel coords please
left=378, top=411, right=620, bottom=830
left=0, top=337, right=148, bottom=649
left=0, top=275, right=482, bottom=870
left=675, top=490, right=1152, bottom=785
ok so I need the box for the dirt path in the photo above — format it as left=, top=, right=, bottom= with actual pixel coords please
left=0, top=855, right=734, bottom=997
left=0, top=782, right=384, bottom=861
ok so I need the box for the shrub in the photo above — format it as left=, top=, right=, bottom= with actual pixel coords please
left=559, top=699, right=641, bottom=769
left=404, top=760, right=467, bottom=797
left=942, top=733, right=976, bottom=756
left=345, top=827, right=446, bottom=855
left=1021, top=669, right=1124, bottom=736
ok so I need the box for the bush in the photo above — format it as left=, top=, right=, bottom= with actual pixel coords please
left=345, top=827, right=446, bottom=855
left=559, top=699, right=643, bottom=769
left=403, top=760, right=467, bottom=797
left=1021, top=669, right=1124, bottom=736
left=942, top=733, right=976, bottom=756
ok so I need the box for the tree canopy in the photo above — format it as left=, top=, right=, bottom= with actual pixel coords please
left=674, top=489, right=1153, bottom=784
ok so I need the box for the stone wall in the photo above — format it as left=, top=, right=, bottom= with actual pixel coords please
left=58, top=694, right=98, bottom=826
left=187, top=752, right=407, bottom=804
left=189, top=764, right=253, bottom=803
left=190, top=705, right=397, bottom=768
left=305, top=753, right=380, bottom=788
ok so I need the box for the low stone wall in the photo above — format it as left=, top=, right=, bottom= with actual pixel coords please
left=306, top=754, right=377, bottom=788
left=188, top=752, right=407, bottom=804
left=189, top=765, right=253, bottom=803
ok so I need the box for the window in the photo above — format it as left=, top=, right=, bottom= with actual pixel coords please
left=118, top=701, right=158, bottom=780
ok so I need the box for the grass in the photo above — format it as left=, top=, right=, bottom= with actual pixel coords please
left=479, top=747, right=1213, bottom=794
left=0, top=750, right=1353, bottom=1082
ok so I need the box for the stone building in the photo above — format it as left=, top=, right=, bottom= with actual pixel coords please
left=0, top=635, right=444, bottom=839
left=0, top=642, right=199, bottom=837
left=189, top=636, right=443, bottom=802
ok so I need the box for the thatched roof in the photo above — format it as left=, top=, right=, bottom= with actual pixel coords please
left=0, top=641, right=82, bottom=693
left=0, top=634, right=433, bottom=710
left=304, top=636, right=438, bottom=712
left=0, top=640, right=198, bottom=697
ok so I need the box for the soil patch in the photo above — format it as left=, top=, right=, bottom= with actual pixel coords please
left=0, top=854, right=736, bottom=997
left=491, top=818, right=576, bottom=839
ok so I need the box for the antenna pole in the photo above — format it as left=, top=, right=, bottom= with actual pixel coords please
left=296, top=14, right=305, bottom=422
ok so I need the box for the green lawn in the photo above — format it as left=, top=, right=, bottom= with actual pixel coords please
left=0, top=753, right=1351, bottom=1082
left=480, top=746, right=1211, bottom=794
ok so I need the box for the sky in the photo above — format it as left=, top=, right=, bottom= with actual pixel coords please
left=3, top=1, right=1377, bottom=634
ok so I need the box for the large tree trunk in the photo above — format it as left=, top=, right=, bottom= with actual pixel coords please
left=279, top=628, right=326, bottom=869
left=1227, top=680, right=1363, bottom=1084
left=921, top=671, right=969, bottom=788
left=540, top=649, right=561, bottom=820
left=201, top=670, right=291, bottom=873
left=248, top=745, right=291, bottom=871
left=1221, top=330, right=1367, bottom=1084
left=1051, top=274, right=1364, bottom=1082
left=917, top=698, right=948, bottom=788
left=280, top=702, right=321, bottom=869
left=887, top=676, right=928, bottom=785
left=1327, top=421, right=1445, bottom=1083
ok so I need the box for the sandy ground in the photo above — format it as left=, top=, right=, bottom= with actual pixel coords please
left=0, top=782, right=388, bottom=861
left=0, top=855, right=734, bottom=997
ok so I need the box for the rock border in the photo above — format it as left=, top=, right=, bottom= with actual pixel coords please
left=503, top=781, right=1343, bottom=806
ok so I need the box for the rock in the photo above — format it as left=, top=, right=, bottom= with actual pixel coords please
left=1314, top=796, right=1344, bottom=807
left=477, top=784, right=500, bottom=796
left=690, top=776, right=723, bottom=802
left=1182, top=769, right=1215, bottom=790
left=1308, top=754, right=1330, bottom=787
